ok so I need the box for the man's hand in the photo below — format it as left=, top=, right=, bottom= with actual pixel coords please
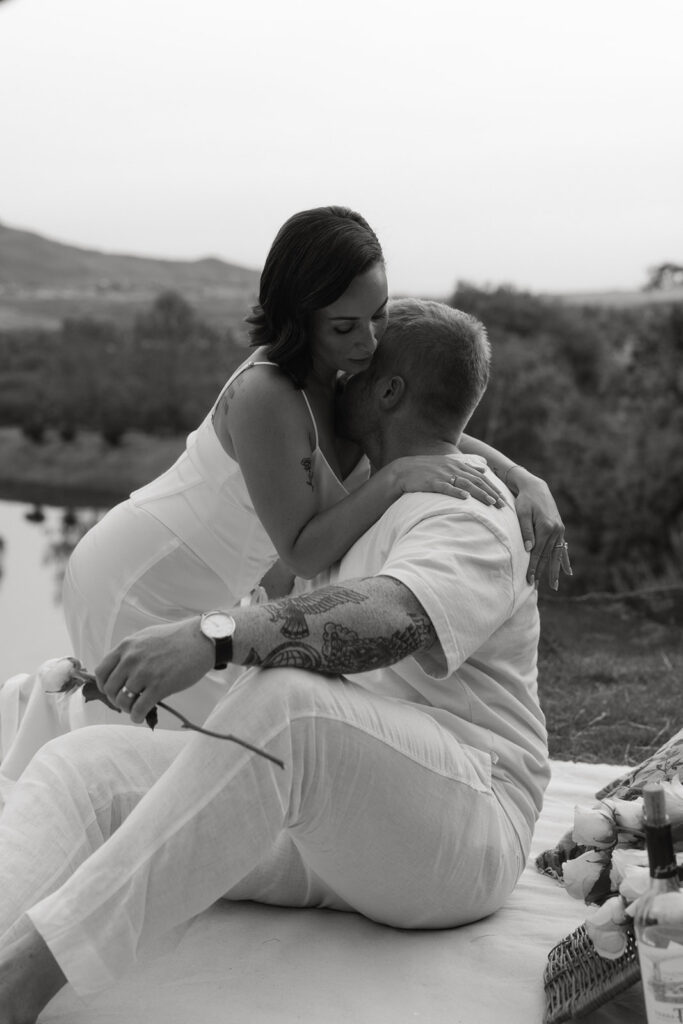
left=95, top=618, right=213, bottom=725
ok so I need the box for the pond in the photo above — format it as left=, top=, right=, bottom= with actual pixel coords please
left=0, top=498, right=106, bottom=682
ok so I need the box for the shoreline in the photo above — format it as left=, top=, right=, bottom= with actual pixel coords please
left=0, top=426, right=185, bottom=508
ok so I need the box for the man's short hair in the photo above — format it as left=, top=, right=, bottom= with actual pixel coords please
left=382, top=298, right=490, bottom=432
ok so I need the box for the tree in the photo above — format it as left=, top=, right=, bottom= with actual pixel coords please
left=132, top=290, right=244, bottom=434
left=644, top=262, right=683, bottom=291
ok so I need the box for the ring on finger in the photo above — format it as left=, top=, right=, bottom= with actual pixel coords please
left=120, top=685, right=139, bottom=704
left=553, top=541, right=569, bottom=549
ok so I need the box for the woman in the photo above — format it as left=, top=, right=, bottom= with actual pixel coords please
left=0, top=207, right=567, bottom=777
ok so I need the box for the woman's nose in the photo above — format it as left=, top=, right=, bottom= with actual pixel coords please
left=364, top=322, right=380, bottom=350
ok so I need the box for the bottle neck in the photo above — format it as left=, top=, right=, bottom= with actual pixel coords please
left=648, top=876, right=682, bottom=897
left=645, top=821, right=680, bottom=888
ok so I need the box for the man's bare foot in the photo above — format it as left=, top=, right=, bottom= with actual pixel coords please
left=0, top=916, right=66, bottom=1024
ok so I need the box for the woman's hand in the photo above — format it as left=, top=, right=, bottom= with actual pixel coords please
left=258, top=560, right=296, bottom=600
left=507, top=466, right=572, bottom=589
left=390, top=455, right=505, bottom=507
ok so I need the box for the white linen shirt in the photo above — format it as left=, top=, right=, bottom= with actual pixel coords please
left=311, top=467, right=550, bottom=848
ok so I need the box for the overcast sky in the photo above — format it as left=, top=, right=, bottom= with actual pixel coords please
left=1, top=0, right=681, bottom=296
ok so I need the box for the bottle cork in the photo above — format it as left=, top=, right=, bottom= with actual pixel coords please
left=643, top=782, right=668, bottom=827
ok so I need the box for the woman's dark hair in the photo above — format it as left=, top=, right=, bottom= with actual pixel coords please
left=245, top=206, right=383, bottom=386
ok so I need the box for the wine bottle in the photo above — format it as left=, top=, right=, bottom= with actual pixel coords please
left=635, top=782, right=683, bottom=1023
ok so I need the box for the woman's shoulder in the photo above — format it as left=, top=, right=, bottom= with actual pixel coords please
left=224, top=351, right=299, bottom=406
left=213, top=352, right=311, bottom=453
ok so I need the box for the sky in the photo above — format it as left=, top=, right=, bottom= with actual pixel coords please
left=1, top=0, right=681, bottom=296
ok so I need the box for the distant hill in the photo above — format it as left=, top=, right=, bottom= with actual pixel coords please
left=0, top=221, right=261, bottom=332
left=3, top=219, right=680, bottom=332
left=552, top=286, right=683, bottom=308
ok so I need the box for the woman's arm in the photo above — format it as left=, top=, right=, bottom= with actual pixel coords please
left=217, top=369, right=501, bottom=580
left=459, top=433, right=572, bottom=589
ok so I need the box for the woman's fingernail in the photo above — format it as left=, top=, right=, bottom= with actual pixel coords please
left=525, top=540, right=533, bottom=552
left=552, top=580, right=559, bottom=591
left=529, top=573, right=534, bottom=585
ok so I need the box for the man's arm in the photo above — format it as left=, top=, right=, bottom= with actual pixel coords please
left=96, top=576, right=437, bottom=725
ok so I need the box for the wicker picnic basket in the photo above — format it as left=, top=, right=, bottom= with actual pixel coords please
left=543, top=922, right=641, bottom=1023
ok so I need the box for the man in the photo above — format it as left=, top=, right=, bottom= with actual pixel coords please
left=0, top=299, right=551, bottom=1022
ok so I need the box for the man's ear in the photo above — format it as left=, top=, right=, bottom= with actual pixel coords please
left=378, top=375, right=406, bottom=409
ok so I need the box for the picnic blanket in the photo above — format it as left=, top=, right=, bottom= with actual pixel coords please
left=36, top=759, right=645, bottom=1024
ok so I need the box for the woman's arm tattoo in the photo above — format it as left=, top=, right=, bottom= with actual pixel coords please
left=301, top=456, right=314, bottom=490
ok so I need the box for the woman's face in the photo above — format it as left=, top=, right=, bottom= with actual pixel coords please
left=308, top=262, right=389, bottom=379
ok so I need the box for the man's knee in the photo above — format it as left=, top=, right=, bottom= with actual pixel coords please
left=208, top=667, right=344, bottom=733
left=26, top=726, right=118, bottom=781
left=228, top=666, right=329, bottom=706
left=252, top=668, right=323, bottom=703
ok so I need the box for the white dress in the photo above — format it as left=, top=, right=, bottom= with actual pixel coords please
left=0, top=358, right=369, bottom=790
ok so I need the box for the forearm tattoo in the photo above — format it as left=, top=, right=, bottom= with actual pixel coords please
left=264, top=586, right=367, bottom=639
left=245, top=582, right=437, bottom=674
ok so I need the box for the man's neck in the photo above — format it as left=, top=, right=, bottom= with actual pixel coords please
left=369, top=431, right=463, bottom=470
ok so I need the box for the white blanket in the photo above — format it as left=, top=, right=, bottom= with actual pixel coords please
left=34, top=760, right=646, bottom=1024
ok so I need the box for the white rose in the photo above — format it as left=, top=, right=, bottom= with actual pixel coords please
left=609, top=847, right=648, bottom=884
left=562, top=849, right=611, bottom=901
left=572, top=804, right=617, bottom=850
left=609, top=848, right=650, bottom=903
left=618, top=866, right=651, bottom=904
left=585, top=896, right=629, bottom=960
left=36, top=657, right=78, bottom=692
left=604, top=798, right=644, bottom=834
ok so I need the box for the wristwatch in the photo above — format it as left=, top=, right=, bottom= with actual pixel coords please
left=199, top=610, right=236, bottom=670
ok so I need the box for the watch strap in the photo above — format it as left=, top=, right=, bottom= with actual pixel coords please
left=213, top=635, right=233, bottom=671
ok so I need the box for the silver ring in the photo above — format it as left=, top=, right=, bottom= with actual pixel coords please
left=120, top=685, right=139, bottom=703
left=553, top=541, right=568, bottom=549
left=451, top=475, right=458, bottom=486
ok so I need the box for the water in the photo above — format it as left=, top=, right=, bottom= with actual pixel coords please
left=0, top=498, right=106, bottom=681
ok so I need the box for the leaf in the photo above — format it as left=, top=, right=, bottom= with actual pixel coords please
left=81, top=678, right=117, bottom=710
left=80, top=677, right=158, bottom=730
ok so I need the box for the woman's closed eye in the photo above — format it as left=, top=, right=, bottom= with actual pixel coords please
left=334, top=312, right=387, bottom=336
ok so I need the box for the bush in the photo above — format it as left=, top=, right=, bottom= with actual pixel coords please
left=21, top=417, right=47, bottom=444
left=450, top=284, right=683, bottom=592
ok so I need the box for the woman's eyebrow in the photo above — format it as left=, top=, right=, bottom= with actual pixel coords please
left=328, top=297, right=389, bottom=321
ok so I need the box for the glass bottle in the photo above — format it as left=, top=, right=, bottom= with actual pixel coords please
left=635, top=782, right=683, bottom=1023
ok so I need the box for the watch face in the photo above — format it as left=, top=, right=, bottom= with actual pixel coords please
left=201, top=612, right=236, bottom=640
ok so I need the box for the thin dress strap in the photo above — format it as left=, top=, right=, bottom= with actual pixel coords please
left=299, top=390, right=319, bottom=451
left=212, top=359, right=279, bottom=411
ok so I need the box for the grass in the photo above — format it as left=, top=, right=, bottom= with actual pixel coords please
left=538, top=591, right=683, bottom=765
left=2, top=426, right=682, bottom=769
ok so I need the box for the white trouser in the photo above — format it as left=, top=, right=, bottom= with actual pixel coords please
left=0, top=668, right=526, bottom=998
